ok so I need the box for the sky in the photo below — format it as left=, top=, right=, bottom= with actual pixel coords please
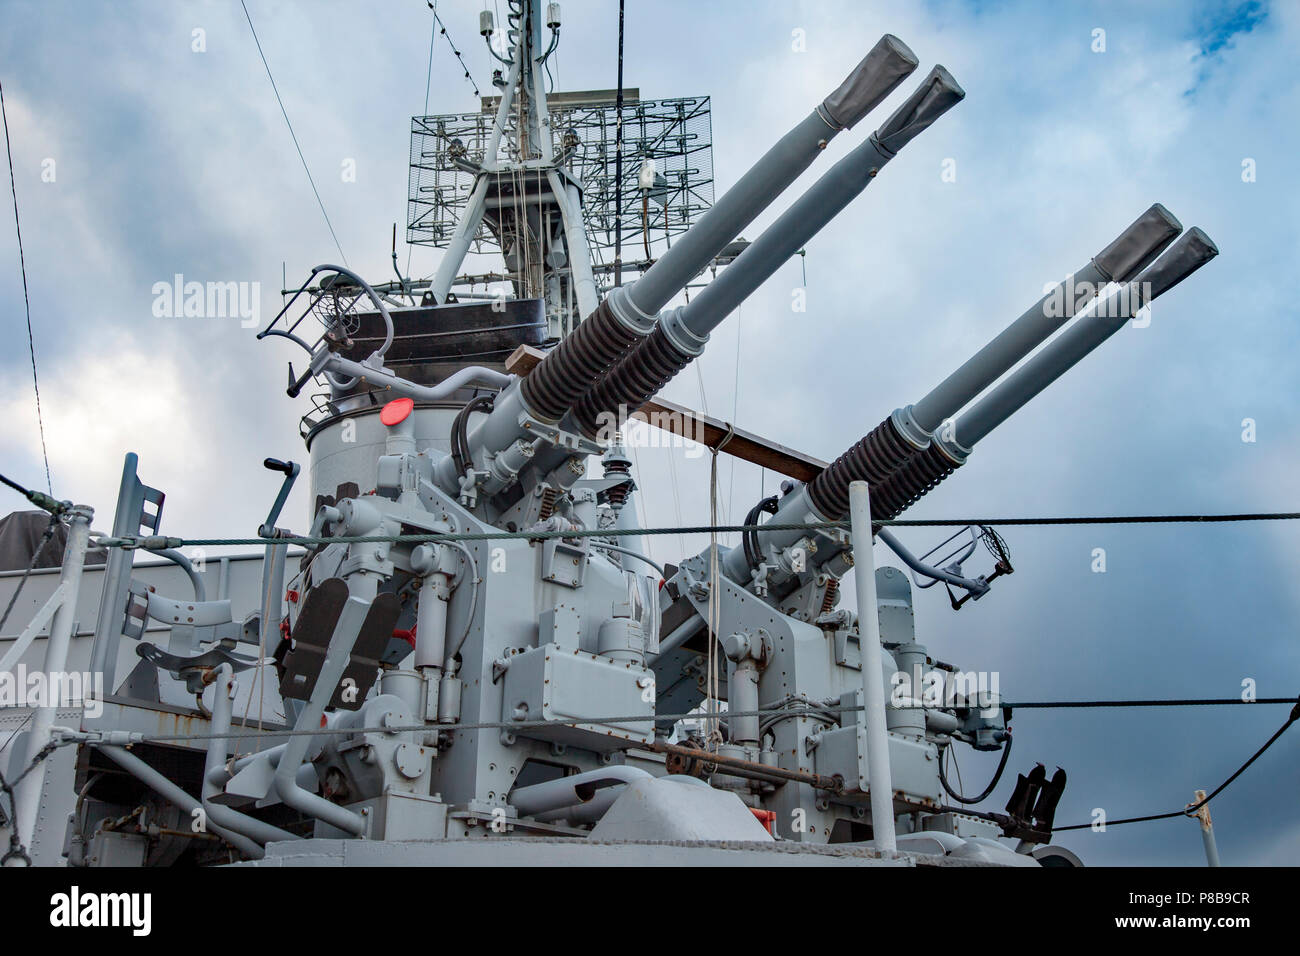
left=0, top=0, right=1296, bottom=865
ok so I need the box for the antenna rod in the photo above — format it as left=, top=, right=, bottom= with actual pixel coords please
left=613, top=0, right=625, bottom=288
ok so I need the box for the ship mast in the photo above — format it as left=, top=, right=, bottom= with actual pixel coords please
left=425, top=0, right=596, bottom=340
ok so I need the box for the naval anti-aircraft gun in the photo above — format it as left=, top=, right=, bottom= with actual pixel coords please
left=28, top=14, right=1220, bottom=867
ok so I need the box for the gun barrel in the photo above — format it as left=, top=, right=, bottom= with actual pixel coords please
left=569, top=66, right=966, bottom=441
left=952, top=226, right=1219, bottom=449
left=725, top=226, right=1218, bottom=586
left=517, top=36, right=919, bottom=426
left=802, top=204, right=1183, bottom=522
left=629, top=34, right=919, bottom=319
left=866, top=227, right=1219, bottom=522
left=905, top=203, right=1183, bottom=438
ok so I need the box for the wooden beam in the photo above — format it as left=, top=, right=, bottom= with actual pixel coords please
left=503, top=343, right=827, bottom=481
left=504, top=343, right=547, bottom=376
left=634, top=398, right=827, bottom=482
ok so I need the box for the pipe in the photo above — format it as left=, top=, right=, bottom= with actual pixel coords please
left=271, top=577, right=378, bottom=837
left=97, top=745, right=264, bottom=859
left=200, top=666, right=301, bottom=846
left=876, top=527, right=986, bottom=595
left=509, top=766, right=652, bottom=817
left=155, top=548, right=206, bottom=602
left=205, top=744, right=319, bottom=800
left=647, top=740, right=843, bottom=792
left=317, top=353, right=513, bottom=402
left=848, top=481, right=896, bottom=852
left=592, top=542, right=666, bottom=579
left=312, top=264, right=395, bottom=359
left=13, top=505, right=92, bottom=853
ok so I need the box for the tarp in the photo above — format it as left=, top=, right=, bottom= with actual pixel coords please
left=0, top=510, right=106, bottom=571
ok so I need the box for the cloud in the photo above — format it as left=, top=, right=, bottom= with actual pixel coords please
left=0, top=0, right=1295, bottom=865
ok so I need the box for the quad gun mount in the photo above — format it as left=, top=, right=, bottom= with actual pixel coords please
left=54, top=13, right=1218, bottom=866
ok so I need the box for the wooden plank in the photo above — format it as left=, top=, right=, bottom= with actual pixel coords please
left=634, top=398, right=827, bottom=482
left=503, top=343, right=827, bottom=481
left=505, top=343, right=548, bottom=376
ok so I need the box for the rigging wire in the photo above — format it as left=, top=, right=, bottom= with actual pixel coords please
left=63, top=510, right=1300, bottom=550
left=0, top=511, right=59, bottom=634
left=405, top=0, right=442, bottom=282
left=1054, top=697, right=1299, bottom=831
left=428, top=0, right=482, bottom=98
left=22, top=696, right=1295, bottom=746
left=239, top=0, right=348, bottom=266
left=2, top=695, right=1291, bottom=852
left=0, top=79, right=53, bottom=496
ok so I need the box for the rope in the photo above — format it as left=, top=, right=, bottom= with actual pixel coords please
left=239, top=0, right=348, bottom=265
left=0, top=738, right=57, bottom=866
left=0, top=78, right=52, bottom=495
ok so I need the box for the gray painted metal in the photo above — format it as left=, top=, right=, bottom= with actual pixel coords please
left=11, top=504, right=91, bottom=853
left=906, top=203, right=1183, bottom=437
left=848, top=482, right=895, bottom=853
left=669, top=65, right=964, bottom=345
left=4, top=3, right=1228, bottom=870
left=951, top=228, right=1218, bottom=450
left=626, top=35, right=919, bottom=318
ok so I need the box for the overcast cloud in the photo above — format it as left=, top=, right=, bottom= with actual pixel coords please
left=0, top=0, right=1296, bottom=865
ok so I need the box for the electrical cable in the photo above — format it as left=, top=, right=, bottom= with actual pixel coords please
left=451, top=394, right=495, bottom=478
left=0, top=767, right=30, bottom=866
left=939, top=733, right=1013, bottom=804
left=741, top=494, right=779, bottom=569
left=42, top=695, right=1292, bottom=746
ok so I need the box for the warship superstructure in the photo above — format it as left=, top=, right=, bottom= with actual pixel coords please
left=0, top=1, right=1223, bottom=868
